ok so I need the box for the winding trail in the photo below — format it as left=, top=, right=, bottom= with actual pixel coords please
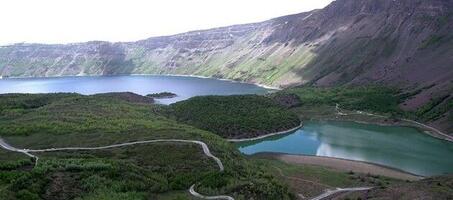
left=271, top=162, right=374, bottom=200
left=0, top=138, right=233, bottom=200
left=0, top=138, right=38, bottom=161
left=272, top=163, right=373, bottom=200
left=190, top=184, right=234, bottom=200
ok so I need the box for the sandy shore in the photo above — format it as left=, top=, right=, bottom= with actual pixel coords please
left=257, top=153, right=423, bottom=181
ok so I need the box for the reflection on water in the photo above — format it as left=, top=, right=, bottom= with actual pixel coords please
left=0, top=75, right=270, bottom=104
left=237, top=121, right=453, bottom=176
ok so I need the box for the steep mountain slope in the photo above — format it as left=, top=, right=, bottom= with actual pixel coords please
left=0, top=0, right=452, bottom=131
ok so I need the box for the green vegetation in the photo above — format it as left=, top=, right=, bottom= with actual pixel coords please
left=0, top=93, right=295, bottom=200
left=0, top=145, right=217, bottom=200
left=0, top=93, right=163, bottom=136
left=1, top=90, right=450, bottom=199
left=414, top=95, right=452, bottom=121
left=169, top=95, right=301, bottom=139
left=419, top=35, right=445, bottom=49
left=94, top=92, right=154, bottom=104
left=341, top=175, right=453, bottom=200
left=274, top=86, right=452, bottom=134
left=280, top=86, right=402, bottom=115
left=146, top=92, right=177, bottom=99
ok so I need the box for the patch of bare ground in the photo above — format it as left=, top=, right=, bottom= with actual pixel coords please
left=265, top=153, right=422, bottom=181
left=271, top=165, right=333, bottom=198
left=43, top=172, right=83, bottom=200
left=254, top=156, right=401, bottom=200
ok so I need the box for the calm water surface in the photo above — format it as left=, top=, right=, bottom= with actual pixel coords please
left=237, top=121, right=453, bottom=176
left=0, top=75, right=270, bottom=104
left=1, top=76, right=452, bottom=176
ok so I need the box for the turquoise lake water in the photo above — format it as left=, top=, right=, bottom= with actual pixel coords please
left=237, top=121, right=453, bottom=176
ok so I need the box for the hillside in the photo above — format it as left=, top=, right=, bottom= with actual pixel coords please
left=2, top=93, right=451, bottom=200
left=272, top=86, right=453, bottom=138
left=0, top=0, right=452, bottom=132
left=340, top=175, right=453, bottom=199
left=0, top=93, right=295, bottom=199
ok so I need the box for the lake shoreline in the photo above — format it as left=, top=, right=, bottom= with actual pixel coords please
left=0, top=73, right=281, bottom=91
left=295, top=105, right=453, bottom=143
left=340, top=118, right=453, bottom=143
left=340, top=108, right=453, bottom=143
left=237, top=120, right=453, bottom=177
left=151, top=74, right=281, bottom=90
left=312, top=115, right=453, bottom=143
left=2, top=74, right=450, bottom=142
left=254, top=152, right=424, bottom=181
left=4, top=74, right=450, bottom=143
left=227, top=122, right=303, bottom=142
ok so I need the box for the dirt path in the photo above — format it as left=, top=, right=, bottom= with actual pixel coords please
left=0, top=137, right=233, bottom=200
left=189, top=184, right=234, bottom=200
left=0, top=138, right=38, bottom=162
left=271, top=163, right=373, bottom=200
left=265, top=153, right=423, bottom=181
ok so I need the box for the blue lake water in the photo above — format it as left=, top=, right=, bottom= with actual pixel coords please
left=0, top=75, right=270, bottom=104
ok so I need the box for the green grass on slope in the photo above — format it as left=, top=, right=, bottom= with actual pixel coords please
left=276, top=86, right=452, bottom=131
left=0, top=144, right=217, bottom=200
left=280, top=86, right=402, bottom=115
left=0, top=93, right=165, bottom=136
left=169, top=95, right=301, bottom=139
left=0, top=93, right=295, bottom=200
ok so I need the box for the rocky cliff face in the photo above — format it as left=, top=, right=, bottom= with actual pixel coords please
left=0, top=0, right=452, bottom=131
left=0, top=42, right=133, bottom=76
